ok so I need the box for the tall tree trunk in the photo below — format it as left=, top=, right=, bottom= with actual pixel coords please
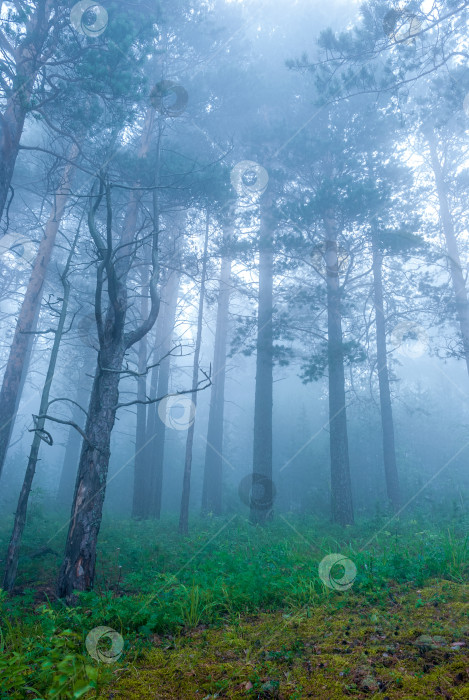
left=57, top=109, right=160, bottom=598
left=56, top=353, right=95, bottom=509
left=148, top=268, right=181, bottom=519
left=323, top=210, right=354, bottom=526
left=426, top=129, right=469, bottom=377
left=3, top=235, right=75, bottom=592
left=201, top=226, right=232, bottom=516
left=0, top=148, right=78, bottom=482
left=145, top=164, right=181, bottom=520
left=143, top=323, right=161, bottom=518
left=131, top=265, right=150, bottom=519
left=178, top=211, right=209, bottom=535
left=371, top=236, right=400, bottom=511
left=250, top=193, right=274, bottom=525
left=0, top=0, right=56, bottom=223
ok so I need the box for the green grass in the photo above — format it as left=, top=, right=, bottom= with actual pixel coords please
left=0, top=510, right=468, bottom=698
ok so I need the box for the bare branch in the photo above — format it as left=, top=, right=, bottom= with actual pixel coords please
left=113, top=366, right=212, bottom=411
left=32, top=414, right=87, bottom=443
left=100, top=345, right=183, bottom=378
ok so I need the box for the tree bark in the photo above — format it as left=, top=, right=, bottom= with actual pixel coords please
left=323, top=210, right=354, bottom=526
left=250, top=193, right=274, bottom=525
left=178, top=211, right=210, bottom=535
left=0, top=147, right=78, bottom=483
left=426, top=128, right=469, bottom=377
left=371, top=236, right=400, bottom=511
left=56, top=337, right=126, bottom=597
left=201, top=226, right=232, bottom=515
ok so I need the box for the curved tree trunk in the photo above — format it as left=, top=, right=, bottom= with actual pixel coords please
left=250, top=193, right=274, bottom=525
left=201, top=226, right=232, bottom=516
left=371, top=237, right=400, bottom=511
left=323, top=210, right=354, bottom=526
left=57, top=109, right=160, bottom=598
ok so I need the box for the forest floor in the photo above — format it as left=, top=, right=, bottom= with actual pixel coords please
left=97, top=581, right=469, bottom=699
left=0, top=510, right=468, bottom=699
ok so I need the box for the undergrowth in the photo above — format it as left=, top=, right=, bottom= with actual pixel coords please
left=0, top=511, right=467, bottom=698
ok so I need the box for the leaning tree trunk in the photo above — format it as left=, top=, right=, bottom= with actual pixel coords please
left=148, top=268, right=181, bottom=519
left=201, top=226, right=232, bottom=516
left=426, top=129, right=469, bottom=377
left=132, top=264, right=150, bottom=519
left=323, top=210, right=354, bottom=526
left=56, top=352, right=95, bottom=510
left=250, top=193, right=274, bottom=525
left=178, top=211, right=210, bottom=535
left=0, top=0, right=56, bottom=224
left=371, top=236, right=400, bottom=512
left=0, top=147, right=78, bottom=483
left=56, top=337, right=127, bottom=597
left=57, top=109, right=160, bottom=598
left=3, top=236, right=75, bottom=592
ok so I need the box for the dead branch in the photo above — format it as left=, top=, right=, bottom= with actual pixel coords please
left=114, top=366, right=212, bottom=410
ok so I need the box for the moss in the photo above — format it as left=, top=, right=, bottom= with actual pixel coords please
left=96, top=581, right=469, bottom=699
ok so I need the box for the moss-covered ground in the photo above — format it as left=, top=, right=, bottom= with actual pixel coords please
left=0, top=512, right=468, bottom=698
left=97, top=580, right=469, bottom=699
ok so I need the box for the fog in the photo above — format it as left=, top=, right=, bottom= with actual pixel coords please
left=1, top=0, right=468, bottom=697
